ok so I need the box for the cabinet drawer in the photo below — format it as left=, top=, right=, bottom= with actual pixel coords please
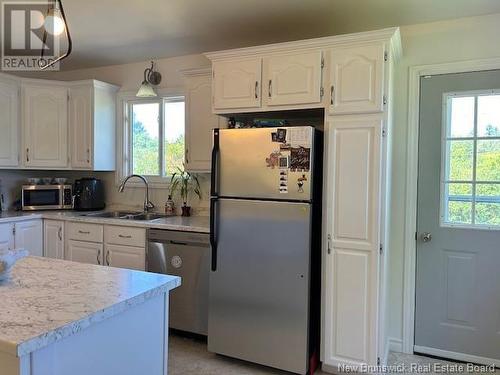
left=67, top=222, right=103, bottom=243
left=104, top=225, right=146, bottom=247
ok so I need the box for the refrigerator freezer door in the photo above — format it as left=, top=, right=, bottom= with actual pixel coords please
left=217, top=127, right=314, bottom=201
left=208, top=198, right=311, bottom=374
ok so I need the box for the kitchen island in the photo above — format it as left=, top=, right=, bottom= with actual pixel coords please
left=0, top=256, right=180, bottom=375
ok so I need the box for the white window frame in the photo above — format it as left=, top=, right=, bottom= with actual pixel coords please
left=116, top=89, right=186, bottom=188
left=440, top=89, right=500, bottom=230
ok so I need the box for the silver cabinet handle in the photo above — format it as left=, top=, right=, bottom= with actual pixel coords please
left=330, top=85, right=334, bottom=105
left=254, top=81, right=258, bottom=99
left=185, top=148, right=189, bottom=164
left=78, top=230, right=90, bottom=234
left=327, top=234, right=332, bottom=254
left=118, top=234, right=132, bottom=239
left=97, top=249, right=101, bottom=265
left=87, top=149, right=90, bottom=164
left=421, top=232, right=432, bottom=242
left=58, top=227, right=62, bottom=241
left=26, top=148, right=29, bottom=163
left=268, top=80, right=272, bottom=98
left=106, top=250, right=110, bottom=266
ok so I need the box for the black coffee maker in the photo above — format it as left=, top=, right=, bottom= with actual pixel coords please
left=73, top=178, right=105, bottom=211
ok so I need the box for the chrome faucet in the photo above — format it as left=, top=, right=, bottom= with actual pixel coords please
left=118, top=174, right=155, bottom=212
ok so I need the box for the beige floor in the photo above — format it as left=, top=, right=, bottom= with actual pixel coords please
left=169, top=334, right=499, bottom=374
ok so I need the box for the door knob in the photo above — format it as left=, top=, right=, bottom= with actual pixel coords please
left=421, top=232, right=432, bottom=242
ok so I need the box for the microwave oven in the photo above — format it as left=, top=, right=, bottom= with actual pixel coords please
left=22, top=185, right=73, bottom=211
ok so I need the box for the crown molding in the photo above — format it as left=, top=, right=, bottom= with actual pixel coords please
left=204, top=27, right=401, bottom=61
left=179, top=67, right=212, bottom=77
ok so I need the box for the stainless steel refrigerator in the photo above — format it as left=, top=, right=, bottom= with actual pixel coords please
left=208, top=126, right=322, bottom=374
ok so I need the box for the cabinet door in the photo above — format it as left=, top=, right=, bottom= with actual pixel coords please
left=0, top=80, right=19, bottom=167
left=43, top=220, right=64, bottom=259
left=329, top=44, right=385, bottom=114
left=23, top=84, right=68, bottom=168
left=263, top=51, right=323, bottom=106
left=105, top=244, right=145, bottom=271
left=69, top=85, right=93, bottom=169
left=14, top=220, right=43, bottom=256
left=323, top=114, right=383, bottom=367
left=0, top=223, right=14, bottom=252
left=213, top=59, right=261, bottom=110
left=66, top=240, right=103, bottom=265
left=185, top=74, right=226, bottom=172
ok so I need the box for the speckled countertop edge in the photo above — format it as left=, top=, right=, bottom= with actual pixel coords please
left=0, top=257, right=181, bottom=357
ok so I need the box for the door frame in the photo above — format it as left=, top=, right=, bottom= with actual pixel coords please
left=402, top=57, right=500, bottom=354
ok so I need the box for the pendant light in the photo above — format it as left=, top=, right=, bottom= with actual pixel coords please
left=40, top=0, right=72, bottom=70
left=137, top=61, right=162, bottom=97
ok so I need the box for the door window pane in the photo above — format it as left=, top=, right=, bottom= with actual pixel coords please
left=442, top=91, right=500, bottom=228
left=449, top=96, right=474, bottom=138
left=476, top=140, right=500, bottom=181
left=446, top=140, right=473, bottom=181
left=164, top=100, right=185, bottom=176
left=132, top=103, right=160, bottom=176
left=478, top=95, right=500, bottom=137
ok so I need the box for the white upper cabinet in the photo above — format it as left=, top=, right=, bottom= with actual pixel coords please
left=69, top=81, right=118, bottom=171
left=263, top=51, right=323, bottom=107
left=22, top=83, right=68, bottom=168
left=0, top=79, right=19, bottom=167
left=329, top=44, right=385, bottom=114
left=183, top=69, right=226, bottom=172
left=69, top=84, right=93, bottom=169
left=212, top=58, right=262, bottom=110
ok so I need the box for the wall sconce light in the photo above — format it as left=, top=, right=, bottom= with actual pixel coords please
left=136, top=61, right=162, bottom=97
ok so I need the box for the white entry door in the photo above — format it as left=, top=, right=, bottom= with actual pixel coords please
left=415, top=70, right=500, bottom=366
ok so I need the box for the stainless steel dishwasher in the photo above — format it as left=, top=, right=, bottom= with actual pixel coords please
left=147, top=229, right=210, bottom=335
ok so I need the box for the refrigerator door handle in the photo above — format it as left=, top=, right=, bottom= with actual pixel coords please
left=211, top=129, right=220, bottom=197
left=210, top=197, right=218, bottom=271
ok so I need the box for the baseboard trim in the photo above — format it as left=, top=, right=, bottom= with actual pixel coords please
left=414, top=345, right=500, bottom=367
left=388, top=337, right=403, bottom=353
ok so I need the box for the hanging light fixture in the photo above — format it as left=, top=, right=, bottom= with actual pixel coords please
left=136, top=61, right=162, bottom=97
left=40, top=0, right=72, bottom=70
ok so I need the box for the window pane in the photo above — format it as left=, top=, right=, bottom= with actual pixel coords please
left=132, top=103, right=160, bottom=176
left=475, top=184, right=500, bottom=226
left=476, top=140, right=500, bottom=181
left=164, top=100, right=185, bottom=176
left=478, top=95, right=500, bottom=137
left=449, top=96, right=474, bottom=138
left=446, top=140, right=473, bottom=181
left=445, top=183, right=472, bottom=224
left=447, top=201, right=472, bottom=224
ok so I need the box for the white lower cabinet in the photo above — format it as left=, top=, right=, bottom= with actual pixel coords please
left=0, top=223, right=15, bottom=252
left=63, top=222, right=146, bottom=271
left=66, top=239, right=103, bottom=265
left=43, top=220, right=64, bottom=259
left=322, top=114, right=385, bottom=369
left=0, top=220, right=42, bottom=256
left=14, top=220, right=43, bottom=256
left=104, top=244, right=145, bottom=271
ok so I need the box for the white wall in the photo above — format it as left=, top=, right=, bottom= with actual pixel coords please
left=388, top=12, right=500, bottom=346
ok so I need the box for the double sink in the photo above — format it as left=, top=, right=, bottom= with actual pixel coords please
left=82, top=211, right=167, bottom=221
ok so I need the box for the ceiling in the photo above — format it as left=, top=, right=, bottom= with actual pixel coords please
left=46, top=0, right=500, bottom=70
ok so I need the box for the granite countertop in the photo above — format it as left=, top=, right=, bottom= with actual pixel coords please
left=0, top=210, right=209, bottom=233
left=0, top=256, right=181, bottom=357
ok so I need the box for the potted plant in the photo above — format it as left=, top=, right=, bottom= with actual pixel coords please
left=169, top=166, right=202, bottom=217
